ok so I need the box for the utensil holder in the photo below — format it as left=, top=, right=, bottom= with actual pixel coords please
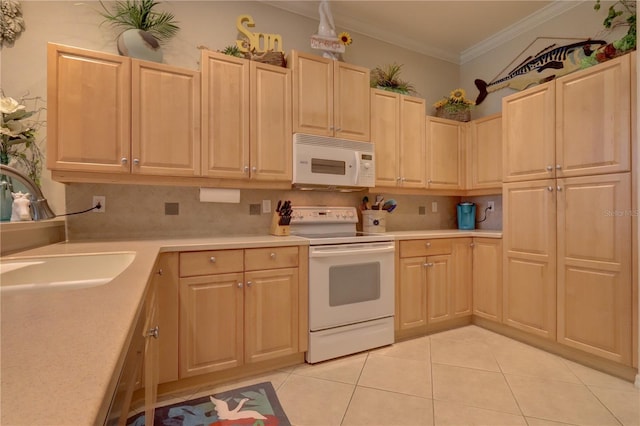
left=270, top=212, right=290, bottom=236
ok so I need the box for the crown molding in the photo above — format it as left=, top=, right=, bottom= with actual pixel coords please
left=260, top=0, right=585, bottom=65
left=460, top=1, right=586, bottom=64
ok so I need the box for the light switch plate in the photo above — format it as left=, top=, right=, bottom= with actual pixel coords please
left=431, top=201, right=438, bottom=213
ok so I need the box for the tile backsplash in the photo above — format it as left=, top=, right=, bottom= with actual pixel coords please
left=65, top=184, right=501, bottom=240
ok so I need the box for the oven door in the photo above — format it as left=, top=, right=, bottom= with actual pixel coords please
left=308, top=241, right=395, bottom=331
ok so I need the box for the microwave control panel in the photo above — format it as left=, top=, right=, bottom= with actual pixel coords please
left=356, top=153, right=375, bottom=186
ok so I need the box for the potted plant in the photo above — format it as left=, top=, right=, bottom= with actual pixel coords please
left=370, top=63, right=415, bottom=95
left=433, top=88, right=475, bottom=122
left=99, top=0, right=179, bottom=62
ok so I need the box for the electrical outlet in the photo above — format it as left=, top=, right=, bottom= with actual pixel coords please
left=488, top=201, right=495, bottom=212
left=262, top=199, right=271, bottom=214
left=418, top=206, right=426, bottom=215
left=92, top=196, right=105, bottom=213
left=249, top=204, right=261, bottom=215
left=431, top=201, right=438, bottom=213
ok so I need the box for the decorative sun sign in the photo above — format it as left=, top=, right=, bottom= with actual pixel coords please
left=236, top=15, right=283, bottom=53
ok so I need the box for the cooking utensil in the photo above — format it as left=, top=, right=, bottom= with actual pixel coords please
left=382, top=199, right=397, bottom=213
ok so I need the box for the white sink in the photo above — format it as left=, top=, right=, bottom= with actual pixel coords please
left=0, top=252, right=136, bottom=294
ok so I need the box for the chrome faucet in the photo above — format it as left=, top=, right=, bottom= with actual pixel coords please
left=0, top=164, right=56, bottom=221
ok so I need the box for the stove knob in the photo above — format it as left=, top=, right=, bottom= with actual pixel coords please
left=347, top=211, right=355, bottom=218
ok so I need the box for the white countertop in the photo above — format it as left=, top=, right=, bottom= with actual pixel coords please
left=0, top=230, right=500, bottom=425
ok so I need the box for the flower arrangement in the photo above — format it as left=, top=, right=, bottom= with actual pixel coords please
left=0, top=93, right=45, bottom=186
left=433, top=88, right=474, bottom=121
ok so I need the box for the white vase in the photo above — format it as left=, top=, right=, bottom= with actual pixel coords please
left=117, top=29, right=163, bottom=63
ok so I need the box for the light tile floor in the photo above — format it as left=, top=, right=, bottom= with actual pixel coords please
left=159, top=325, right=640, bottom=426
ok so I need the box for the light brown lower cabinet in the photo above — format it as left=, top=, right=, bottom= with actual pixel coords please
left=472, top=238, right=503, bottom=322
left=503, top=173, right=633, bottom=365
left=178, top=246, right=305, bottom=378
left=396, top=238, right=472, bottom=335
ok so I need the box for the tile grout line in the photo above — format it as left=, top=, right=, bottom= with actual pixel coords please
left=339, top=351, right=370, bottom=425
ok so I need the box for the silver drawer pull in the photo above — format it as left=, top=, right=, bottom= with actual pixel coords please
left=425, top=242, right=431, bottom=247
left=546, top=165, right=553, bottom=171
left=147, top=326, right=159, bottom=339
left=237, top=282, right=243, bottom=288
left=270, top=252, right=276, bottom=259
left=210, top=256, right=216, bottom=263
left=247, top=281, right=253, bottom=287
left=423, top=262, right=434, bottom=267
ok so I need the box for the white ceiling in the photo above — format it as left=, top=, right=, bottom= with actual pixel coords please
left=262, top=1, right=584, bottom=64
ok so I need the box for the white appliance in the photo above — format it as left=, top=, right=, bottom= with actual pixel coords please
left=292, top=133, right=375, bottom=189
left=290, top=206, right=395, bottom=363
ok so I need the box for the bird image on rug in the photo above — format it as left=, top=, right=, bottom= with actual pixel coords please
left=210, top=396, right=267, bottom=421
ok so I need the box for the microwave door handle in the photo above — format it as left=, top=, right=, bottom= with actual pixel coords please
left=354, top=151, right=360, bottom=185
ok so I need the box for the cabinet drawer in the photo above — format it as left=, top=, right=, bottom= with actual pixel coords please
left=245, top=246, right=299, bottom=271
left=399, top=239, right=452, bottom=258
left=179, top=250, right=244, bottom=277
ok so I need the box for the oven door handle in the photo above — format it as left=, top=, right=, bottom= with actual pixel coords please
left=309, top=245, right=395, bottom=258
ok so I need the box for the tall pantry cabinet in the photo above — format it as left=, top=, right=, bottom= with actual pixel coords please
left=502, top=54, right=633, bottom=365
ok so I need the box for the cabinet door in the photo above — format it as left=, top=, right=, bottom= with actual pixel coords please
left=371, top=89, right=400, bottom=187
left=426, top=254, right=453, bottom=324
left=131, top=60, right=200, bottom=176
left=398, top=96, right=426, bottom=188
left=397, top=256, right=428, bottom=330
left=556, top=54, right=630, bottom=177
left=334, top=61, right=370, bottom=141
left=47, top=43, right=131, bottom=173
left=503, top=180, right=556, bottom=339
left=502, top=82, right=555, bottom=182
left=469, top=113, right=502, bottom=189
left=156, top=253, right=179, bottom=384
left=451, top=238, right=473, bottom=317
left=250, top=62, right=292, bottom=181
left=143, top=282, right=159, bottom=425
left=201, top=51, right=249, bottom=179
left=291, top=51, right=333, bottom=137
left=472, top=238, right=503, bottom=322
left=179, top=272, right=244, bottom=377
left=426, top=116, right=464, bottom=189
left=244, top=268, right=299, bottom=363
left=556, top=173, right=632, bottom=364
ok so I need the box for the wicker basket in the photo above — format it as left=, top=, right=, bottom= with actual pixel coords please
left=435, top=107, right=471, bottom=122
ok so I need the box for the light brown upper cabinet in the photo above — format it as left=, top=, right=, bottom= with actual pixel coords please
left=371, top=89, right=426, bottom=188
left=47, top=43, right=200, bottom=176
left=201, top=51, right=292, bottom=181
left=503, top=54, right=631, bottom=182
left=467, top=113, right=502, bottom=190
left=291, top=50, right=370, bottom=142
left=425, top=116, right=465, bottom=190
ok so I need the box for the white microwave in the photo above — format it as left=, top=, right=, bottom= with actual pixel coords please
left=292, top=133, right=375, bottom=189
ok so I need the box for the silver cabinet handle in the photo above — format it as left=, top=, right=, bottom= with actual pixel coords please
left=244, top=166, right=249, bottom=173
left=423, top=262, right=434, bottom=267
left=557, top=185, right=563, bottom=191
left=147, top=326, right=159, bottom=339
left=546, top=165, right=553, bottom=171
left=237, top=282, right=243, bottom=288
left=252, top=166, right=257, bottom=172
left=401, top=177, right=406, bottom=182
left=396, top=177, right=401, bottom=182
left=270, top=252, right=276, bottom=259
left=470, top=242, right=475, bottom=248
left=428, top=179, right=432, bottom=184
left=210, top=256, right=216, bottom=263
left=157, top=268, right=163, bottom=276
left=246, top=281, right=253, bottom=287
left=547, top=186, right=554, bottom=192
left=425, top=242, right=431, bottom=247
left=336, top=128, right=342, bottom=131
left=133, top=158, right=140, bottom=165
left=121, top=157, right=128, bottom=165
left=556, top=164, right=562, bottom=170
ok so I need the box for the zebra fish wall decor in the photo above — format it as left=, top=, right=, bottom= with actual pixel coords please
left=474, top=38, right=606, bottom=105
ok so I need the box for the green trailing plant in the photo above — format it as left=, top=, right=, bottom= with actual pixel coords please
left=370, top=63, right=415, bottom=95
left=99, top=0, right=179, bottom=43
left=583, top=0, right=636, bottom=66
